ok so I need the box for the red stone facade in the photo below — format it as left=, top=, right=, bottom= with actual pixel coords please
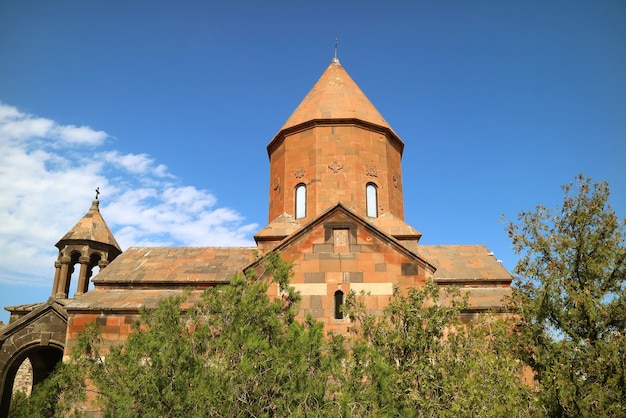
left=268, top=124, right=405, bottom=224
left=0, top=57, right=513, bottom=413
left=260, top=205, right=434, bottom=334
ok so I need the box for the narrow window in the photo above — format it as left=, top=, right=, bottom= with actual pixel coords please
left=67, top=252, right=81, bottom=298
left=366, top=183, right=378, bottom=218
left=334, top=290, right=344, bottom=319
left=86, top=253, right=102, bottom=292
left=295, top=184, right=306, bottom=219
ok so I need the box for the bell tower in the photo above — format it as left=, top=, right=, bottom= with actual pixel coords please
left=51, top=192, right=121, bottom=298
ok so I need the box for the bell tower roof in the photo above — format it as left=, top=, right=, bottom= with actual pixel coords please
left=278, top=58, right=397, bottom=135
left=55, top=198, right=121, bottom=251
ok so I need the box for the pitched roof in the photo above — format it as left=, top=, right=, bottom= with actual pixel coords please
left=92, top=247, right=256, bottom=285
left=247, top=202, right=437, bottom=274
left=3, top=302, right=45, bottom=313
left=417, top=245, right=513, bottom=282
left=254, top=213, right=302, bottom=241
left=56, top=199, right=121, bottom=251
left=279, top=59, right=396, bottom=134
left=370, top=212, right=422, bottom=241
left=0, top=299, right=67, bottom=340
left=65, top=289, right=203, bottom=312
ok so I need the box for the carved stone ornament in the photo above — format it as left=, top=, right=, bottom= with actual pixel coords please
left=328, top=161, right=343, bottom=173
left=273, top=177, right=280, bottom=191
left=365, top=164, right=378, bottom=177
left=335, top=230, right=348, bottom=246
left=293, top=167, right=306, bottom=178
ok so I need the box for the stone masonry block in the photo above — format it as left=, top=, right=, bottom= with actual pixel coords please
left=348, top=272, right=363, bottom=283
left=401, top=263, right=418, bottom=275
left=311, top=309, right=325, bottom=318
left=313, top=244, right=332, bottom=253
left=304, top=272, right=325, bottom=283
left=310, top=295, right=322, bottom=310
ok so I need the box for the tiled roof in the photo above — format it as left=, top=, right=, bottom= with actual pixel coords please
left=65, top=288, right=205, bottom=312
left=418, top=245, right=513, bottom=282
left=254, top=213, right=302, bottom=240
left=279, top=59, right=396, bottom=134
left=369, top=212, right=422, bottom=241
left=56, top=199, right=121, bottom=251
left=92, top=247, right=256, bottom=285
left=4, top=302, right=46, bottom=313
left=0, top=299, right=68, bottom=338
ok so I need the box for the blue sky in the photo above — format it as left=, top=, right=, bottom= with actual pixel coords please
left=1, top=1, right=624, bottom=323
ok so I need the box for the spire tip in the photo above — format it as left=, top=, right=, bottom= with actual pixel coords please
left=332, top=38, right=340, bottom=64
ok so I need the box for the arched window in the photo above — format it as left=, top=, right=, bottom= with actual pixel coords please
left=295, top=184, right=306, bottom=219
left=67, top=252, right=81, bottom=298
left=86, top=253, right=102, bottom=292
left=366, top=183, right=378, bottom=218
left=334, top=290, right=344, bottom=319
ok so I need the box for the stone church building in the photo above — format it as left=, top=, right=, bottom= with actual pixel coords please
left=0, top=56, right=512, bottom=414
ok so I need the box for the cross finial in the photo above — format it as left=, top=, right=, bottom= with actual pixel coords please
left=333, top=38, right=339, bottom=63
left=95, top=187, right=100, bottom=200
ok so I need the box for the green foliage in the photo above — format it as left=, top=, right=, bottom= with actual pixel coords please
left=8, top=391, right=28, bottom=417
left=70, top=251, right=343, bottom=417
left=8, top=361, right=87, bottom=418
left=506, top=174, right=626, bottom=416
left=339, top=281, right=540, bottom=416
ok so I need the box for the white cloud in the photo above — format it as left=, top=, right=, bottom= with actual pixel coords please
left=0, top=104, right=20, bottom=120
left=0, top=103, right=106, bottom=146
left=0, top=117, right=54, bottom=141
left=54, top=124, right=108, bottom=145
left=0, top=101, right=257, bottom=289
left=99, top=150, right=172, bottom=177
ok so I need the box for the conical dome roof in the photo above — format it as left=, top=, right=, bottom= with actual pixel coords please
left=279, top=58, right=396, bottom=134
left=56, top=199, right=121, bottom=251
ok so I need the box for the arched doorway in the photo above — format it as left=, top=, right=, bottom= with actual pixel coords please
left=0, top=300, right=68, bottom=416
left=0, top=345, right=63, bottom=416
left=0, top=344, right=64, bottom=415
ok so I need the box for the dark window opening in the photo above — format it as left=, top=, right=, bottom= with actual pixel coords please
left=334, top=290, right=344, bottom=319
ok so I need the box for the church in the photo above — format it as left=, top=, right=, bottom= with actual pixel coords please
left=0, top=56, right=512, bottom=413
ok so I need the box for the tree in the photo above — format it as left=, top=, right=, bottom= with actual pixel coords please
left=339, top=280, right=540, bottom=416
left=8, top=361, right=86, bottom=418
left=12, top=252, right=345, bottom=417
left=506, top=174, right=626, bottom=416
left=74, top=251, right=345, bottom=417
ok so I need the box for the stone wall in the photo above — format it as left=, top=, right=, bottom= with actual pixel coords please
left=12, top=358, right=32, bottom=396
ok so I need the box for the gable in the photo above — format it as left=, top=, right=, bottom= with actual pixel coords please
left=1, top=301, right=68, bottom=341
left=249, top=205, right=433, bottom=333
left=279, top=209, right=431, bottom=281
left=0, top=301, right=68, bottom=377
